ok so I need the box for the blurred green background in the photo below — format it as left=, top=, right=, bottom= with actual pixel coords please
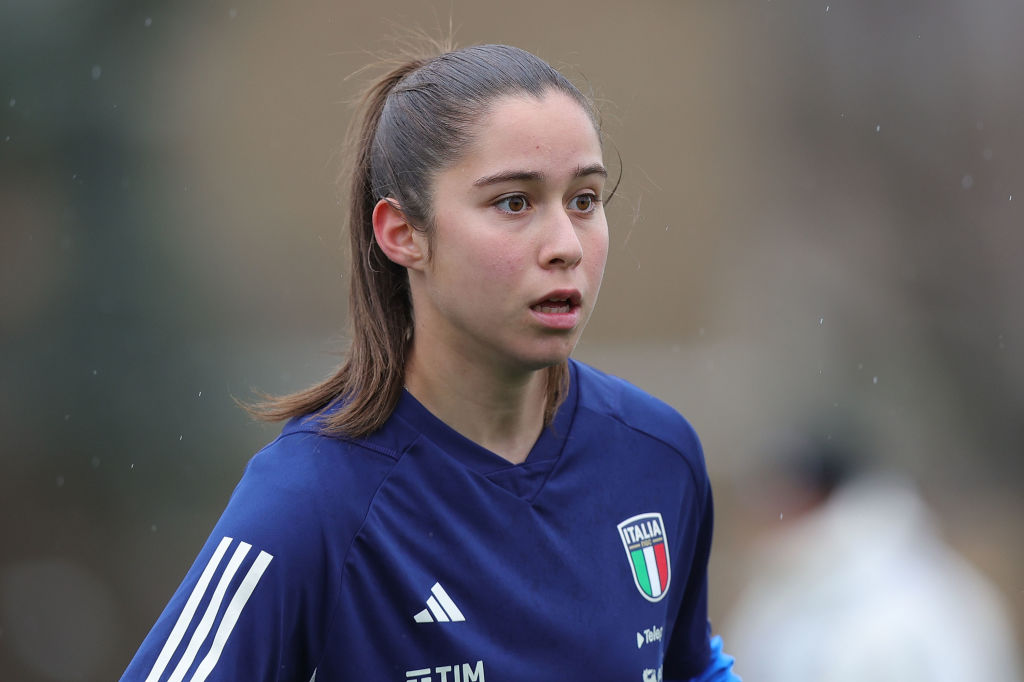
left=2, top=0, right=1022, bottom=679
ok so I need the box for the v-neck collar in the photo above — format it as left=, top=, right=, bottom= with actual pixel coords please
left=392, top=363, right=580, bottom=496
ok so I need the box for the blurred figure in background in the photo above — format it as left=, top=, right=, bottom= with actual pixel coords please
left=723, top=429, right=1022, bottom=681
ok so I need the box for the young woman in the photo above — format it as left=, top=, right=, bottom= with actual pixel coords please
left=123, top=44, right=739, bottom=682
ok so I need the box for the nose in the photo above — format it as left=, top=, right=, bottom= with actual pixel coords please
left=540, top=208, right=584, bottom=269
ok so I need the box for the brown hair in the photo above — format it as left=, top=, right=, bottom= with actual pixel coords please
left=246, top=44, right=602, bottom=437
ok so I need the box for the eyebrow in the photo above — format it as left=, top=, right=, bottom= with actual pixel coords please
left=472, top=163, right=608, bottom=187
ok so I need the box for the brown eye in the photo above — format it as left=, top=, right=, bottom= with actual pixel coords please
left=496, top=195, right=529, bottom=213
left=569, top=193, right=599, bottom=212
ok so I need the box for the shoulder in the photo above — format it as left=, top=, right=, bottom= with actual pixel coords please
left=571, top=359, right=703, bottom=455
left=570, top=359, right=707, bottom=485
left=215, top=414, right=407, bottom=560
left=122, top=413, right=418, bottom=681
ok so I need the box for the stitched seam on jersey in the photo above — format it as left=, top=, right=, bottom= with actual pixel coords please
left=579, top=405, right=707, bottom=506
left=334, top=436, right=404, bottom=461
left=281, top=415, right=406, bottom=461
left=522, top=388, right=581, bottom=505
left=308, top=436, right=417, bottom=674
left=269, top=430, right=404, bottom=462
left=569, top=360, right=708, bottom=504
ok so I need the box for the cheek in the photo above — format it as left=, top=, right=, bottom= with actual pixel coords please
left=489, top=255, right=524, bottom=281
left=586, top=226, right=610, bottom=277
left=432, top=239, right=524, bottom=300
left=477, top=237, right=527, bottom=281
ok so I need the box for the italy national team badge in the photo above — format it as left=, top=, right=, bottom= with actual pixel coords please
left=617, top=512, right=671, bottom=602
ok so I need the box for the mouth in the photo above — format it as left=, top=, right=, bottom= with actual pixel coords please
left=530, top=291, right=582, bottom=314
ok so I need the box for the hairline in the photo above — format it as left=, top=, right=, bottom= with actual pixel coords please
left=414, top=86, right=602, bottom=229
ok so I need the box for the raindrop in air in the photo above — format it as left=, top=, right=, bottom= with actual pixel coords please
left=229, top=8, right=238, bottom=19
left=875, top=124, right=881, bottom=132
left=818, top=317, right=824, bottom=325
left=144, top=17, right=153, bottom=27
left=8, top=98, right=14, bottom=108
left=91, top=65, right=102, bottom=80
left=825, top=4, right=830, bottom=12
left=961, top=175, right=974, bottom=190
left=56, top=476, right=65, bottom=487
left=872, top=376, right=879, bottom=384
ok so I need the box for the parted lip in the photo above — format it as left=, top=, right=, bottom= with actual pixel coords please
left=531, top=289, right=582, bottom=307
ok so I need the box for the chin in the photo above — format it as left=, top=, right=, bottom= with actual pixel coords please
left=497, top=331, right=583, bottom=374
left=521, top=357, right=568, bottom=373
left=514, top=344, right=577, bottom=373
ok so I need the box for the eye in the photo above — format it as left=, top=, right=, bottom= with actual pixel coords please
left=568, top=192, right=601, bottom=213
left=495, top=194, right=530, bottom=214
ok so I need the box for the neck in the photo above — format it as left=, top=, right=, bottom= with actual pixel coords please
left=403, top=345, right=549, bottom=465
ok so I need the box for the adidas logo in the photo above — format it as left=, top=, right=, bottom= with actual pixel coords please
left=413, top=582, right=465, bottom=623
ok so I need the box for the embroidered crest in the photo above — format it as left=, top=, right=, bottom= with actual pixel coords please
left=617, top=512, right=671, bottom=602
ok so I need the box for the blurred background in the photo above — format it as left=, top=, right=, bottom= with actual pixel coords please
left=2, top=0, right=1022, bottom=679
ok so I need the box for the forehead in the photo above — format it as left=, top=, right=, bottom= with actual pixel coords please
left=453, top=91, right=603, bottom=176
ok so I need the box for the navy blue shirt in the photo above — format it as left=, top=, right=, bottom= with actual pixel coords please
left=123, top=361, right=736, bottom=681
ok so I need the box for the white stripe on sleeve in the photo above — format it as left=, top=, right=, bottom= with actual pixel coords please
left=190, top=550, right=273, bottom=682
left=145, top=536, right=233, bottom=682
left=166, top=541, right=251, bottom=682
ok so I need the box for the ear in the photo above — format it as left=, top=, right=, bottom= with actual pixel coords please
left=372, top=198, right=427, bottom=270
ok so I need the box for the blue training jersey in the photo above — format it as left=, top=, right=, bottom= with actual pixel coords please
left=123, top=360, right=736, bottom=681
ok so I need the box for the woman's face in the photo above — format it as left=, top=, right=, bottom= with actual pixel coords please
left=409, top=90, right=609, bottom=377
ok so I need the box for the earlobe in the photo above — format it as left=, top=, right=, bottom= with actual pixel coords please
left=372, top=198, right=426, bottom=269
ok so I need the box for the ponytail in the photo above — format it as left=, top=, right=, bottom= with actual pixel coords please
left=243, top=59, right=424, bottom=436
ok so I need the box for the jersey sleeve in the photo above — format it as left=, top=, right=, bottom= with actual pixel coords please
left=120, top=436, right=345, bottom=682
left=675, top=635, right=741, bottom=682
left=662, top=450, right=741, bottom=681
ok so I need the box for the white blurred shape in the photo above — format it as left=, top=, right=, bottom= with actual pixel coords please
left=724, top=479, right=1023, bottom=681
